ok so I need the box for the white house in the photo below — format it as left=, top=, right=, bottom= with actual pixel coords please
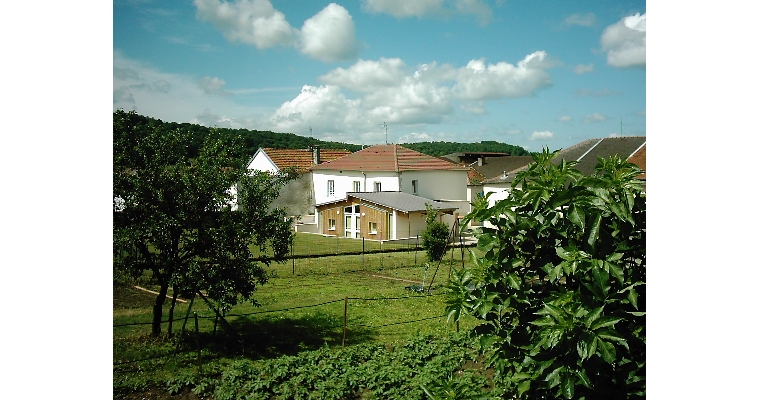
left=232, top=146, right=351, bottom=221
left=310, top=144, right=470, bottom=240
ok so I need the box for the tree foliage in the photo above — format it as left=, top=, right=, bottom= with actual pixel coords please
left=447, top=149, right=645, bottom=399
left=115, top=111, right=533, bottom=160
left=113, top=109, right=294, bottom=336
left=403, top=140, right=535, bottom=157
left=421, top=203, right=450, bottom=263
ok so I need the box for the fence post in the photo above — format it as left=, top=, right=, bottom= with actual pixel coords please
left=292, top=242, right=295, bottom=275
left=415, top=235, right=418, bottom=265
left=342, top=297, right=348, bottom=348
left=194, top=312, right=202, bottom=374
left=362, top=237, right=365, bottom=268
left=380, top=241, right=383, bottom=269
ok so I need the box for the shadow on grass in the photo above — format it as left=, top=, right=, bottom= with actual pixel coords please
left=181, top=312, right=378, bottom=360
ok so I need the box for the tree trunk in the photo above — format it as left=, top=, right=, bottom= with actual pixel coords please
left=152, top=282, right=169, bottom=337
left=167, top=287, right=179, bottom=337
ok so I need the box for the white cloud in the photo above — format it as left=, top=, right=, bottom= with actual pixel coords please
left=601, top=13, right=646, bottom=68
left=113, top=51, right=270, bottom=128
left=193, top=0, right=296, bottom=49
left=573, top=63, right=594, bottom=74
left=198, top=76, right=230, bottom=96
left=269, top=85, right=365, bottom=135
left=361, top=0, right=492, bottom=25
left=319, top=58, right=407, bottom=91
left=194, top=0, right=360, bottom=62
left=557, top=115, right=572, bottom=122
left=453, top=52, right=553, bottom=100
left=583, top=113, right=607, bottom=123
left=363, top=80, right=454, bottom=124
left=397, top=132, right=433, bottom=143
left=565, top=12, right=595, bottom=27
left=270, top=52, right=555, bottom=139
left=114, top=49, right=558, bottom=145
left=361, top=0, right=443, bottom=18
left=298, top=3, right=360, bottom=62
left=530, top=131, right=554, bottom=140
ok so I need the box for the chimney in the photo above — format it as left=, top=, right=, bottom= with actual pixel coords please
left=312, top=145, right=321, bottom=165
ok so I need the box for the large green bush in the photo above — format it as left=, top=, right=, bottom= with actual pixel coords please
left=447, top=149, right=645, bottom=399
left=421, top=203, right=451, bottom=263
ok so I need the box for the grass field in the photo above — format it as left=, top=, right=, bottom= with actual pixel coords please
left=113, top=239, right=484, bottom=397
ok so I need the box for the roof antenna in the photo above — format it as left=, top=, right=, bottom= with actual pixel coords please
left=383, top=122, right=388, bottom=144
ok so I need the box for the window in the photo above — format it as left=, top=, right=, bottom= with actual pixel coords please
left=353, top=181, right=361, bottom=192
left=412, top=180, right=418, bottom=194
left=369, top=222, right=378, bottom=234
left=374, top=181, right=381, bottom=192
left=327, top=180, right=335, bottom=196
left=328, top=218, right=336, bottom=230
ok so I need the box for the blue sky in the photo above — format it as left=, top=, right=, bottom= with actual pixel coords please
left=114, top=0, right=645, bottom=151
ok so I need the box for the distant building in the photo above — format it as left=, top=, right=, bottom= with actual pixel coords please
left=311, top=144, right=470, bottom=240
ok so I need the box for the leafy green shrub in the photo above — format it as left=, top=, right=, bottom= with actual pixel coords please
left=422, top=203, right=450, bottom=263
left=447, top=150, right=645, bottom=399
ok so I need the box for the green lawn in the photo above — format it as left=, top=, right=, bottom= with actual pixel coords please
left=113, top=237, right=484, bottom=397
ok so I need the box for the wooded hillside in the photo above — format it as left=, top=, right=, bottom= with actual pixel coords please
left=116, top=111, right=534, bottom=159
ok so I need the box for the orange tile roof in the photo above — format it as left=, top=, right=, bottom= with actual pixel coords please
left=310, top=144, right=468, bottom=172
left=263, top=148, right=351, bottom=173
left=627, top=144, right=646, bottom=179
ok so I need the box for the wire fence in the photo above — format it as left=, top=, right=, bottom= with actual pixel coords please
left=255, top=231, right=477, bottom=259
left=114, top=228, right=475, bottom=374
left=113, top=292, right=454, bottom=371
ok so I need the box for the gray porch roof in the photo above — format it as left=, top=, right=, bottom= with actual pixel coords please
left=320, top=191, right=457, bottom=214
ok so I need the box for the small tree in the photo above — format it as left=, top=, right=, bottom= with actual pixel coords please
left=421, top=203, right=450, bottom=263
left=113, top=110, right=294, bottom=337
left=447, top=149, right=645, bottom=398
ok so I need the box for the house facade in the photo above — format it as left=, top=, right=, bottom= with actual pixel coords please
left=311, top=144, right=469, bottom=240
left=235, top=146, right=351, bottom=219
left=316, top=192, right=457, bottom=240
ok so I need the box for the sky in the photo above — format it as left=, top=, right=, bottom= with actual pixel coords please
left=113, top=0, right=646, bottom=151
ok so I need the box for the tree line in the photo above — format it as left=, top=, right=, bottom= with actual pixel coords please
left=117, top=111, right=534, bottom=159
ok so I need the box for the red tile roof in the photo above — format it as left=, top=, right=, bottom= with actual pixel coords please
left=263, top=148, right=351, bottom=173
left=310, top=144, right=468, bottom=172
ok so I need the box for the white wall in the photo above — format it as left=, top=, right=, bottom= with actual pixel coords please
left=246, top=150, right=278, bottom=173
left=394, top=212, right=429, bottom=240
left=482, top=183, right=511, bottom=208
left=312, top=171, right=402, bottom=205
left=481, top=182, right=513, bottom=229
left=398, top=170, right=467, bottom=201
left=363, top=172, right=401, bottom=193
